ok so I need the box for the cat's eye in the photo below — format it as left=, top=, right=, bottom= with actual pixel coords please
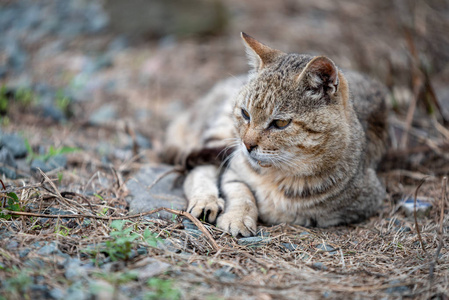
left=271, top=119, right=291, bottom=129
left=241, top=108, right=250, bottom=121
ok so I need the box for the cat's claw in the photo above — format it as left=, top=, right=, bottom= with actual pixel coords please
left=187, top=195, right=224, bottom=223
left=216, top=212, right=257, bottom=237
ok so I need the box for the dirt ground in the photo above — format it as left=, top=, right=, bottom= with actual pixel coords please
left=1, top=0, right=449, bottom=299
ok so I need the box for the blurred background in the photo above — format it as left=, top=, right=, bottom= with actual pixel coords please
left=0, top=0, right=448, bottom=179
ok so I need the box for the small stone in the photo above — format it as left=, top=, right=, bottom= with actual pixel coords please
left=42, top=104, right=66, bottom=122
left=29, top=284, right=52, bottom=299
left=137, top=247, right=148, bottom=256
left=400, top=198, right=432, bottom=218
left=65, top=259, right=87, bottom=280
left=126, top=165, right=186, bottom=219
left=315, top=244, right=337, bottom=254
left=0, top=166, right=17, bottom=179
left=89, top=104, right=117, bottom=126
left=214, top=267, right=237, bottom=282
left=1, top=133, right=28, bottom=158
left=31, top=159, right=52, bottom=173
left=395, top=226, right=411, bottom=233
left=185, top=228, right=203, bottom=238
left=237, top=236, right=268, bottom=247
left=385, top=279, right=411, bottom=294
left=182, top=219, right=198, bottom=230
left=47, top=154, right=67, bottom=170
left=6, top=240, right=18, bottom=249
left=19, top=248, right=31, bottom=258
left=136, top=258, right=171, bottom=281
left=0, top=147, right=17, bottom=168
left=50, top=288, right=65, bottom=300
left=281, top=243, right=298, bottom=252
left=312, top=262, right=327, bottom=270
left=37, top=241, right=59, bottom=255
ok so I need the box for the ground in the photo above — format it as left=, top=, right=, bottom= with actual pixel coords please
left=0, top=0, right=448, bottom=299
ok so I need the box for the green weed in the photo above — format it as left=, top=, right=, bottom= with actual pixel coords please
left=146, top=278, right=181, bottom=300
left=25, top=140, right=79, bottom=163
left=0, top=192, right=22, bottom=220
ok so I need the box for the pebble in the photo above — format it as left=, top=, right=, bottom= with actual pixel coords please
left=185, top=229, right=203, bottom=238
left=136, top=258, right=171, bottom=281
left=182, top=219, right=198, bottom=230
left=65, top=259, right=87, bottom=280
left=315, top=244, right=337, bottom=254
left=0, top=166, right=17, bottom=179
left=281, top=243, right=298, bottom=252
left=385, top=279, right=411, bottom=294
left=237, top=236, right=269, bottom=247
left=126, top=165, right=186, bottom=219
left=37, top=241, right=59, bottom=255
left=88, top=104, right=117, bottom=125
left=400, top=198, right=432, bottom=218
left=42, top=104, right=66, bottom=122
left=214, top=267, right=237, bottom=282
left=312, top=262, right=328, bottom=270
left=47, top=154, right=67, bottom=170
left=30, top=159, right=53, bottom=173
left=0, top=133, right=28, bottom=158
left=50, top=288, right=65, bottom=300
left=0, top=147, right=18, bottom=168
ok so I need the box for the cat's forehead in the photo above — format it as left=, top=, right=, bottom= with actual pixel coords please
left=241, top=54, right=313, bottom=110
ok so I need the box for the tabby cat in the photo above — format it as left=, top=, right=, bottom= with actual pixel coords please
left=163, top=33, right=388, bottom=236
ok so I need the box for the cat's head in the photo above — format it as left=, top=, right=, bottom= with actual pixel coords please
left=233, top=33, right=354, bottom=175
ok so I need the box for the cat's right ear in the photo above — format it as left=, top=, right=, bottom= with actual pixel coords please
left=241, top=32, right=283, bottom=72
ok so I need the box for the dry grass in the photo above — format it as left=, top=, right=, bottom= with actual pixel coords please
left=1, top=162, right=448, bottom=299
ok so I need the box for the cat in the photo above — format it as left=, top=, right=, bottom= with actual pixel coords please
left=163, top=33, right=388, bottom=236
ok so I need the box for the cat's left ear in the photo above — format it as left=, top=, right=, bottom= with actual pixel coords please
left=297, top=56, right=339, bottom=96
left=241, top=32, right=284, bottom=72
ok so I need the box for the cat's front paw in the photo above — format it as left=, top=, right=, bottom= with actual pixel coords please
left=216, top=211, right=257, bottom=237
left=187, top=195, right=224, bottom=223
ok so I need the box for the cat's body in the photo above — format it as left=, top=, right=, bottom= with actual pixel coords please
left=163, top=33, right=388, bottom=236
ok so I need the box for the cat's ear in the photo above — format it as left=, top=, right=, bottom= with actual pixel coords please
left=241, top=32, right=283, bottom=72
left=297, top=56, right=339, bottom=96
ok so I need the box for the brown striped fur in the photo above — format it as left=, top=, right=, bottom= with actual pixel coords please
left=162, top=33, right=388, bottom=236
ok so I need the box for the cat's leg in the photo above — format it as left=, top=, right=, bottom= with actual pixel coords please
left=184, top=165, right=224, bottom=223
left=216, top=168, right=258, bottom=237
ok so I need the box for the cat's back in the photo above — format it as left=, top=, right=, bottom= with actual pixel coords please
left=163, top=75, right=246, bottom=166
left=345, top=70, right=388, bottom=167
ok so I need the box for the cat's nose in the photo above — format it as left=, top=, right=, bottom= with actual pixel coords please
left=244, top=141, right=257, bottom=153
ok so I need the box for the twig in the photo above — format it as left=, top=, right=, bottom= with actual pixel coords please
left=1, top=207, right=220, bottom=252
left=413, top=178, right=427, bottom=254
left=429, top=176, right=447, bottom=284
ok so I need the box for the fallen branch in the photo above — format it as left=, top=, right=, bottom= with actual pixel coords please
left=0, top=207, right=220, bottom=252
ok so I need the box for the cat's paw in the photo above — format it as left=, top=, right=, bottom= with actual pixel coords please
left=216, top=211, right=257, bottom=237
left=187, top=195, right=224, bottom=223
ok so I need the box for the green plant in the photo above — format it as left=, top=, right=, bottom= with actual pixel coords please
left=2, top=267, right=33, bottom=298
left=146, top=278, right=181, bottom=300
left=55, top=90, right=72, bottom=116
left=25, top=140, right=80, bottom=163
left=105, top=220, right=139, bottom=261
left=0, top=85, right=9, bottom=114
left=55, top=225, right=70, bottom=237
left=82, top=220, right=160, bottom=262
left=0, top=192, right=22, bottom=220
left=14, top=87, right=35, bottom=107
